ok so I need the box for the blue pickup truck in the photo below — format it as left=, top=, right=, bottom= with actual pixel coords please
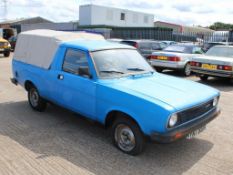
left=11, top=30, right=221, bottom=155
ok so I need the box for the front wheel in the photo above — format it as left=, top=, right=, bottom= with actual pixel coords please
left=28, top=86, right=47, bottom=112
left=4, top=51, right=10, bottom=57
left=112, top=117, right=145, bottom=155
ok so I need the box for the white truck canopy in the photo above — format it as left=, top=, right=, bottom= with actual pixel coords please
left=14, top=29, right=105, bottom=69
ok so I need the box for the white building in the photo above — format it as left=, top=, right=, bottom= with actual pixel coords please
left=79, top=4, right=154, bottom=27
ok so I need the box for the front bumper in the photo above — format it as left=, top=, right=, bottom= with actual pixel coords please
left=150, top=107, right=220, bottom=143
left=0, top=48, right=10, bottom=53
left=149, top=60, right=185, bottom=69
left=192, top=67, right=233, bottom=78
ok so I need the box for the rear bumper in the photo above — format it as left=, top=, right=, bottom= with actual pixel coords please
left=192, top=67, right=233, bottom=78
left=149, top=107, right=220, bottom=143
left=149, top=60, right=185, bottom=69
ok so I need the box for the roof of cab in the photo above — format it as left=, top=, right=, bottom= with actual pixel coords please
left=63, top=40, right=134, bottom=51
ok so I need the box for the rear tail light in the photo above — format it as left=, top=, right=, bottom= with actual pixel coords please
left=191, top=61, right=201, bottom=67
left=134, top=43, right=139, bottom=48
left=223, top=65, right=232, bottom=71
left=190, top=61, right=195, bottom=66
left=150, top=55, right=180, bottom=62
left=217, top=65, right=232, bottom=71
left=150, top=55, right=158, bottom=59
left=147, top=55, right=152, bottom=59
left=169, top=56, right=180, bottom=62
left=191, top=62, right=232, bottom=71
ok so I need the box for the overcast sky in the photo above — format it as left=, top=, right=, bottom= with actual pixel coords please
left=1, top=0, right=233, bottom=26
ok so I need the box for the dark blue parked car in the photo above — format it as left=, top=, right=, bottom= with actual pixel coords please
left=11, top=30, right=221, bottom=155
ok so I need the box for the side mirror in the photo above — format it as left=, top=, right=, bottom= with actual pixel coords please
left=78, top=66, right=92, bottom=78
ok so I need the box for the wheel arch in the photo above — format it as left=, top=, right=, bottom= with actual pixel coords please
left=24, top=80, right=36, bottom=91
left=105, top=110, right=142, bottom=132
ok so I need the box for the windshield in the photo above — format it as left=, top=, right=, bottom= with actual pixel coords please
left=205, top=47, right=233, bottom=58
left=91, top=49, right=154, bottom=78
left=163, top=45, right=192, bottom=53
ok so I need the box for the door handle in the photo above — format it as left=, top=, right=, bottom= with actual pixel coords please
left=57, top=74, right=64, bottom=80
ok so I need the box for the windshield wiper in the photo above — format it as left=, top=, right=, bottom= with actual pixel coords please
left=127, top=68, right=145, bottom=71
left=100, top=70, right=125, bottom=74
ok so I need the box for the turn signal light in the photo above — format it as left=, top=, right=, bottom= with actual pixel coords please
left=174, top=132, right=183, bottom=140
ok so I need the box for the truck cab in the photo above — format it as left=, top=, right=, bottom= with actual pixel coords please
left=0, top=37, right=11, bottom=57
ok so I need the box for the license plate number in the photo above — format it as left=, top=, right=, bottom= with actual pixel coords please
left=157, top=56, right=168, bottom=60
left=186, top=126, right=206, bottom=139
left=202, top=64, right=217, bottom=70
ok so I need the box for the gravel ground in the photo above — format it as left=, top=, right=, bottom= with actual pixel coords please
left=0, top=54, right=233, bottom=175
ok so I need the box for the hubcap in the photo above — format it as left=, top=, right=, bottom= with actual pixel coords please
left=185, top=64, right=191, bottom=76
left=114, top=124, right=135, bottom=152
left=29, top=89, right=39, bottom=107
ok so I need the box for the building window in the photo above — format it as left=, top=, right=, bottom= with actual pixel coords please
left=120, top=13, right=125, bottom=20
left=144, top=15, right=149, bottom=23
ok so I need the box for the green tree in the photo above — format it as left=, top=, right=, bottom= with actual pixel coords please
left=209, top=22, right=233, bottom=30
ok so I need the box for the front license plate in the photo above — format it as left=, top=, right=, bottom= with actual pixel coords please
left=157, top=56, right=168, bottom=60
left=186, top=126, right=206, bottom=139
left=201, top=64, right=217, bottom=70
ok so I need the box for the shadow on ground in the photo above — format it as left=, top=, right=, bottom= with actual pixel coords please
left=0, top=101, right=214, bottom=175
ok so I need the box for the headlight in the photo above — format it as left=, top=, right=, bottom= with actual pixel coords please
left=213, top=97, right=219, bottom=107
left=168, top=113, right=178, bottom=128
left=8, top=43, right=11, bottom=47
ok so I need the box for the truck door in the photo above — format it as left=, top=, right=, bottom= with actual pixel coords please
left=54, top=48, right=96, bottom=119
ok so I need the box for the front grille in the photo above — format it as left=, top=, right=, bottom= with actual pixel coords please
left=0, top=42, right=5, bottom=47
left=177, top=99, right=214, bottom=125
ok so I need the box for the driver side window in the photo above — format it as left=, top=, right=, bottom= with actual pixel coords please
left=62, top=49, right=89, bottom=75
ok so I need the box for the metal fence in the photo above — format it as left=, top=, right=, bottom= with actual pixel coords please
left=78, top=26, right=233, bottom=43
left=110, top=27, right=173, bottom=40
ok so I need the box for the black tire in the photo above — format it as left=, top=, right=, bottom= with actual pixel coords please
left=112, top=116, right=145, bottom=155
left=200, top=75, right=208, bottom=81
left=229, top=78, right=233, bottom=85
left=28, top=86, right=47, bottom=112
left=155, top=67, right=163, bottom=73
left=4, top=51, right=10, bottom=57
left=183, top=63, right=191, bottom=76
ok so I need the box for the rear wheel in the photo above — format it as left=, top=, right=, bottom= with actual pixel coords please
left=200, top=75, right=209, bottom=81
left=183, top=63, right=191, bottom=76
left=155, top=67, right=163, bottom=73
left=229, top=78, right=233, bottom=85
left=28, top=86, right=47, bottom=112
left=112, top=116, right=145, bottom=155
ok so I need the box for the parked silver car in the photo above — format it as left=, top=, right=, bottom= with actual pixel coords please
left=120, top=40, right=166, bottom=59
left=149, top=44, right=204, bottom=76
left=191, top=46, right=233, bottom=82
